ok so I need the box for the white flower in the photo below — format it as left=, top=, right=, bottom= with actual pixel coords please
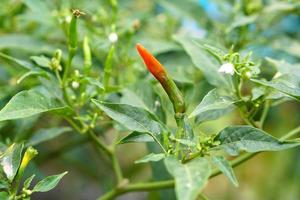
left=71, top=81, right=80, bottom=89
left=218, top=63, right=235, bottom=75
left=108, top=32, right=118, bottom=43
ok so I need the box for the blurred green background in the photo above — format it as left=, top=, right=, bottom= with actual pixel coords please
left=0, top=0, right=299, bottom=199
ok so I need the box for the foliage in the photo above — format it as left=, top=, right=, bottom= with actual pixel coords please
left=0, top=0, right=299, bottom=199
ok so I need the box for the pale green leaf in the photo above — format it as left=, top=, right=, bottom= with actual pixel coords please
left=23, top=174, right=35, bottom=189
left=0, top=143, right=24, bottom=181
left=33, top=172, right=68, bottom=193
left=27, top=127, right=72, bottom=147
left=30, top=55, right=51, bottom=68
left=119, top=132, right=154, bottom=144
left=0, top=89, right=67, bottom=121
left=135, top=153, right=165, bottom=164
left=17, top=71, right=47, bottom=84
left=212, top=156, right=238, bottom=187
left=165, top=157, right=211, bottom=200
left=174, top=36, right=230, bottom=89
left=251, top=77, right=300, bottom=100
left=189, top=89, right=236, bottom=124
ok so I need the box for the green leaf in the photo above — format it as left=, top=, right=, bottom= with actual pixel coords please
left=189, top=89, right=236, bottom=124
left=251, top=77, right=300, bottom=100
left=135, top=153, right=165, bottom=164
left=266, top=58, right=300, bottom=78
left=165, top=157, right=211, bottom=200
left=92, top=100, right=166, bottom=136
left=118, top=131, right=154, bottom=144
left=215, top=126, right=300, bottom=156
left=0, top=143, right=24, bottom=181
left=27, top=127, right=72, bottom=147
left=23, top=174, right=35, bottom=189
left=212, top=156, right=238, bottom=187
left=0, top=191, right=9, bottom=200
left=84, top=77, right=104, bottom=90
left=0, top=52, right=35, bottom=70
left=226, top=15, right=258, bottom=33
left=0, top=179, right=9, bottom=189
left=32, top=172, right=68, bottom=193
left=174, top=36, right=230, bottom=89
left=17, top=71, right=47, bottom=84
left=0, top=34, right=54, bottom=53
left=0, top=89, right=67, bottom=121
left=30, top=55, right=51, bottom=68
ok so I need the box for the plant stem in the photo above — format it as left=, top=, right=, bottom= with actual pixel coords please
left=280, top=126, right=300, bottom=141
left=88, top=130, right=112, bottom=156
left=259, top=100, right=270, bottom=129
left=174, top=114, right=185, bottom=158
left=111, top=150, right=123, bottom=183
left=97, top=127, right=299, bottom=199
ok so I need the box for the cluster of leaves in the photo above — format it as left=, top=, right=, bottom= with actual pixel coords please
left=0, top=0, right=299, bottom=200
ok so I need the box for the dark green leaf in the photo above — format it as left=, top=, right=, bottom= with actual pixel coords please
left=216, top=126, right=300, bottom=156
left=92, top=100, right=166, bottom=136
left=33, top=172, right=68, bottom=193
left=165, top=157, right=211, bottom=200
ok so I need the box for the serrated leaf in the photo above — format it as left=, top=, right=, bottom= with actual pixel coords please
left=27, top=127, right=72, bottom=147
left=215, top=126, right=300, bottom=156
left=33, top=172, right=68, bottom=193
left=212, top=156, right=238, bottom=187
left=0, top=143, right=24, bottom=181
left=174, top=36, right=230, bottom=89
left=165, top=157, right=211, bottom=200
left=135, top=153, right=165, bottom=164
left=23, top=174, right=35, bottom=189
left=189, top=89, right=236, bottom=124
left=92, top=100, right=166, bottom=136
left=0, top=89, right=67, bottom=121
left=119, top=131, right=154, bottom=144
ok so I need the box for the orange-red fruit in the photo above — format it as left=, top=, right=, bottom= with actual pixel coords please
left=136, top=43, right=167, bottom=81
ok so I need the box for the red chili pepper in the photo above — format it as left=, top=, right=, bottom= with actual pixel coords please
left=136, top=44, right=185, bottom=114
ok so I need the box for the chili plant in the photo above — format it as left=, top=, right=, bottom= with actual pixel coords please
left=0, top=0, right=299, bottom=200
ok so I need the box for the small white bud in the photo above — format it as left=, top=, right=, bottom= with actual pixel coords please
left=108, top=32, right=118, bottom=43
left=154, top=101, right=161, bottom=108
left=71, top=81, right=80, bottom=89
left=218, top=63, right=235, bottom=75
left=74, top=70, right=80, bottom=76
left=65, top=16, right=72, bottom=23
left=273, top=72, right=282, bottom=79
